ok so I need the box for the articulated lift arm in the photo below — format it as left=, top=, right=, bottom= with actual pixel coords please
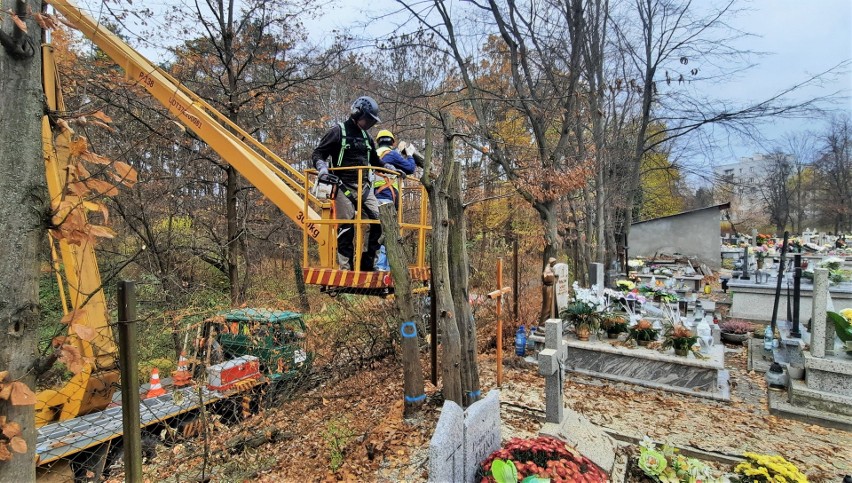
left=46, top=0, right=333, bottom=263
left=37, top=44, right=120, bottom=426
left=36, top=0, right=339, bottom=425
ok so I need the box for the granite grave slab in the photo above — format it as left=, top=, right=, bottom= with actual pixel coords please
left=562, top=339, right=730, bottom=400
left=428, top=390, right=502, bottom=483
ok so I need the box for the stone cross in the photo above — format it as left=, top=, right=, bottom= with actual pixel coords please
left=810, top=268, right=835, bottom=357
left=538, top=318, right=567, bottom=424
left=589, top=262, right=605, bottom=297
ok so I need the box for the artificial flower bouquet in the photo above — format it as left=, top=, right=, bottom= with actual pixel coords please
left=637, top=437, right=721, bottom=483
left=662, top=323, right=698, bottom=355
left=629, top=319, right=659, bottom=343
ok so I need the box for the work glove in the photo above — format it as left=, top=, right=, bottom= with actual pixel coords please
left=316, top=160, right=329, bottom=181
left=383, top=163, right=405, bottom=179
left=403, top=144, right=418, bottom=158
left=397, top=141, right=408, bottom=153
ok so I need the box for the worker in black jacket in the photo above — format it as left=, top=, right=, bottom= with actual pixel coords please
left=311, top=96, right=400, bottom=272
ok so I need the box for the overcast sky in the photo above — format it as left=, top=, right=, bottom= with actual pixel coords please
left=83, top=0, right=852, bottom=170
left=710, top=0, right=852, bottom=161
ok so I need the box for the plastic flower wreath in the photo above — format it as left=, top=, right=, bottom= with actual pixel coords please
left=638, top=437, right=720, bottom=483
left=638, top=447, right=667, bottom=477
left=627, top=259, right=645, bottom=268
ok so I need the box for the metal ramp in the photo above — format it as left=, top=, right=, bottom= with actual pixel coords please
left=37, top=385, right=240, bottom=465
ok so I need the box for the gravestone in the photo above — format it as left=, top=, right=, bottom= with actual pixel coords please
left=463, top=390, right=501, bottom=483
left=589, top=262, right=605, bottom=296
left=428, top=401, right=464, bottom=483
left=553, top=263, right=572, bottom=313
left=538, top=319, right=567, bottom=423
left=428, top=390, right=502, bottom=483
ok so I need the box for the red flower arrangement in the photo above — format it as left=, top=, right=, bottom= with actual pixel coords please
left=478, top=436, right=607, bottom=483
left=755, top=233, right=775, bottom=246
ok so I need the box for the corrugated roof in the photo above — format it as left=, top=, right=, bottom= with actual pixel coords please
left=631, top=202, right=731, bottom=225
left=221, top=308, right=303, bottom=322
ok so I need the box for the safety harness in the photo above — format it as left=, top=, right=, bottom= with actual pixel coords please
left=373, top=146, right=399, bottom=203
left=336, top=121, right=371, bottom=167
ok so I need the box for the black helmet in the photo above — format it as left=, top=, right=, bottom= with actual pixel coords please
left=350, top=96, right=381, bottom=123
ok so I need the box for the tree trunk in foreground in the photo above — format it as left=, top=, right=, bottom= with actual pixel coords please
left=0, top=0, right=42, bottom=479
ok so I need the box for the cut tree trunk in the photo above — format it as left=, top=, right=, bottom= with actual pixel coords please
left=447, top=156, right=480, bottom=407
left=378, top=203, right=425, bottom=416
left=428, top=188, right=463, bottom=405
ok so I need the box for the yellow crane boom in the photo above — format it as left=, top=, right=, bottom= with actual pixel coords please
left=46, top=0, right=333, bottom=259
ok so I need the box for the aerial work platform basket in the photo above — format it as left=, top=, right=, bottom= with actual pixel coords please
left=300, top=165, right=431, bottom=296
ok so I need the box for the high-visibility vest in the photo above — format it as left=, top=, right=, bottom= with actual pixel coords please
left=373, top=146, right=400, bottom=192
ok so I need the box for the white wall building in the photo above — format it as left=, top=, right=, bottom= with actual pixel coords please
left=713, top=153, right=784, bottom=228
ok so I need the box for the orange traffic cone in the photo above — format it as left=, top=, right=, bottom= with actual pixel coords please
left=172, top=352, right=192, bottom=387
left=145, top=368, right=166, bottom=398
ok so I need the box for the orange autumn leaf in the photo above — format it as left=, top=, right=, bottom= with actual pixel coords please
left=84, top=178, right=119, bottom=197
left=9, top=437, right=26, bottom=454
left=59, top=345, right=85, bottom=374
left=66, top=180, right=90, bottom=197
left=99, top=204, right=110, bottom=224
left=88, top=224, right=116, bottom=239
left=90, top=120, right=116, bottom=133
left=90, top=111, right=113, bottom=123
left=60, top=308, right=87, bottom=325
left=111, top=161, right=138, bottom=187
left=0, top=384, right=10, bottom=401
left=0, top=443, right=11, bottom=462
left=9, top=381, right=35, bottom=406
left=9, top=11, right=27, bottom=33
left=67, top=161, right=92, bottom=180
left=71, top=323, right=96, bottom=341
left=80, top=150, right=112, bottom=165
left=0, top=371, right=7, bottom=383
left=33, top=12, right=59, bottom=30
left=2, top=421, right=21, bottom=439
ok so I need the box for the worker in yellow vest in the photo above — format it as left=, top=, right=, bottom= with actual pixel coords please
left=373, top=130, right=416, bottom=270
left=373, top=129, right=416, bottom=207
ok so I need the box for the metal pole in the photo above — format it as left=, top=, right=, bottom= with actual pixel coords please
left=791, top=254, right=802, bottom=338
left=496, top=258, right=504, bottom=388
left=117, top=281, right=143, bottom=483
left=769, top=232, right=790, bottom=335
